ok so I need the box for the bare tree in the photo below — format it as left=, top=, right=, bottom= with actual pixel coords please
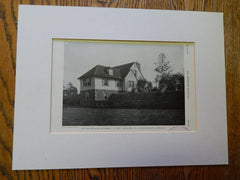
left=154, top=53, right=172, bottom=76
left=154, top=53, right=184, bottom=92
left=154, top=53, right=172, bottom=89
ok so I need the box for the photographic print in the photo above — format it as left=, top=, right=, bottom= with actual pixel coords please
left=58, top=40, right=191, bottom=127
left=13, top=7, right=227, bottom=170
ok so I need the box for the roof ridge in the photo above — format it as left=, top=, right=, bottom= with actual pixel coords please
left=78, top=62, right=137, bottom=80
left=113, top=62, right=135, bottom=68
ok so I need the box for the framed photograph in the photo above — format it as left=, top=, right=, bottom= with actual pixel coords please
left=51, top=39, right=196, bottom=133
left=13, top=5, right=228, bottom=170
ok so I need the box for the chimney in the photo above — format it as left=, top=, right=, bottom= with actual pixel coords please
left=135, top=61, right=141, bottom=71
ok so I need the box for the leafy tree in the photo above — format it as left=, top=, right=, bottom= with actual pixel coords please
left=157, top=74, right=170, bottom=92
left=146, top=81, right=153, bottom=92
left=171, top=73, right=184, bottom=91
left=137, top=79, right=147, bottom=92
left=158, top=73, right=184, bottom=92
left=63, top=82, right=78, bottom=96
left=137, top=79, right=153, bottom=92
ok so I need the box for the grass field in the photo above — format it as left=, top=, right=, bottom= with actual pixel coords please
left=62, top=107, right=185, bottom=126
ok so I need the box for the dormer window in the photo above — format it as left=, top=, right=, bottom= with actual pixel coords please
left=108, top=68, right=113, bottom=76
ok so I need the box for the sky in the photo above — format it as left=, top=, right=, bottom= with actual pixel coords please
left=63, top=41, right=184, bottom=92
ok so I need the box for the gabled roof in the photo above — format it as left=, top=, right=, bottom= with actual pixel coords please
left=78, top=62, right=136, bottom=80
left=78, top=65, right=122, bottom=80
left=113, top=62, right=135, bottom=79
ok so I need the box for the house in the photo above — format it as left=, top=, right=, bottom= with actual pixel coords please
left=78, top=62, right=145, bottom=106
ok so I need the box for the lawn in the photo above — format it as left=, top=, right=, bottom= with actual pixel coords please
left=62, top=107, right=185, bottom=126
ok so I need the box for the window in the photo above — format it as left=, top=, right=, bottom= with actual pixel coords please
left=103, top=79, right=108, bottom=86
left=103, top=91, right=108, bottom=100
left=95, top=91, right=98, bottom=99
left=116, top=80, right=120, bottom=87
left=132, top=70, right=137, bottom=76
left=85, top=92, right=89, bottom=100
left=84, top=78, right=91, bottom=86
left=128, top=81, right=135, bottom=88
